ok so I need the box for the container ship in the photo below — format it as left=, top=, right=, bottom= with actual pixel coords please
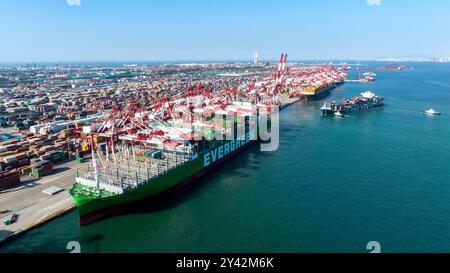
left=70, top=54, right=290, bottom=226
left=302, top=83, right=341, bottom=100
left=68, top=54, right=347, bottom=225
left=70, top=100, right=279, bottom=225
left=299, top=67, right=346, bottom=100
left=321, top=91, right=384, bottom=116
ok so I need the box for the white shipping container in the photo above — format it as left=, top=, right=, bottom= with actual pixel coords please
left=39, top=127, right=51, bottom=135
left=83, top=124, right=101, bottom=134
left=30, top=125, right=45, bottom=134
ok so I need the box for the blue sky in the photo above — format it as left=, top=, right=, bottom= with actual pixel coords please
left=0, top=0, right=449, bottom=62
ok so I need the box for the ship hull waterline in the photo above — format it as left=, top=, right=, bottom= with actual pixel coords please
left=77, top=140, right=256, bottom=226
left=304, top=82, right=343, bottom=101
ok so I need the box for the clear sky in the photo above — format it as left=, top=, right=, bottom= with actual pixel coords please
left=1, top=0, right=449, bottom=62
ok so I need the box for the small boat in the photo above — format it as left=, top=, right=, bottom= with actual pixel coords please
left=423, top=109, right=442, bottom=116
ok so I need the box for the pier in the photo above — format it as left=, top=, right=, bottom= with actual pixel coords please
left=0, top=159, right=90, bottom=245
left=344, top=79, right=371, bottom=83
left=280, top=94, right=303, bottom=110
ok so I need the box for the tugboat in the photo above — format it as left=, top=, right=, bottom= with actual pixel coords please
left=321, top=91, right=384, bottom=116
left=423, top=108, right=442, bottom=116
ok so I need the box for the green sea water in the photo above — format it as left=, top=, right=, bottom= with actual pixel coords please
left=2, top=62, right=450, bottom=253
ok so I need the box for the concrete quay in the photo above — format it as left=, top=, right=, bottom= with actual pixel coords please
left=0, top=159, right=89, bottom=246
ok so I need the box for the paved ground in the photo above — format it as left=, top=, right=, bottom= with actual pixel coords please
left=0, top=159, right=90, bottom=244
left=280, top=94, right=302, bottom=109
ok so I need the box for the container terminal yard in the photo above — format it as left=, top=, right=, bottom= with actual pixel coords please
left=0, top=55, right=351, bottom=243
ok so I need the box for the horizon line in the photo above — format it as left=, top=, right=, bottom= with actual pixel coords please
left=0, top=59, right=399, bottom=65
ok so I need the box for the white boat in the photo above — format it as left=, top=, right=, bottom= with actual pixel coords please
left=423, top=108, right=442, bottom=116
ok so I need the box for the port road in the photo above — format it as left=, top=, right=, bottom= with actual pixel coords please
left=0, top=159, right=89, bottom=245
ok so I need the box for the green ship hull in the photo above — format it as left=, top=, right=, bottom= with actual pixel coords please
left=70, top=136, right=255, bottom=226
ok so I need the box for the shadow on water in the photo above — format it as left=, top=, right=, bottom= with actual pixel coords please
left=253, top=151, right=276, bottom=159
left=279, top=135, right=301, bottom=143
left=281, top=126, right=303, bottom=133
left=0, top=230, right=14, bottom=240
left=79, top=234, right=105, bottom=253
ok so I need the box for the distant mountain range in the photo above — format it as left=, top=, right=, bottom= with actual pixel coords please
left=377, top=56, right=450, bottom=63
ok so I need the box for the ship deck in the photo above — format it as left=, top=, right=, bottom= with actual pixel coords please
left=75, top=148, right=193, bottom=195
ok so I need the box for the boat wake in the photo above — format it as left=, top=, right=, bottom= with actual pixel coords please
left=427, top=81, right=450, bottom=89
